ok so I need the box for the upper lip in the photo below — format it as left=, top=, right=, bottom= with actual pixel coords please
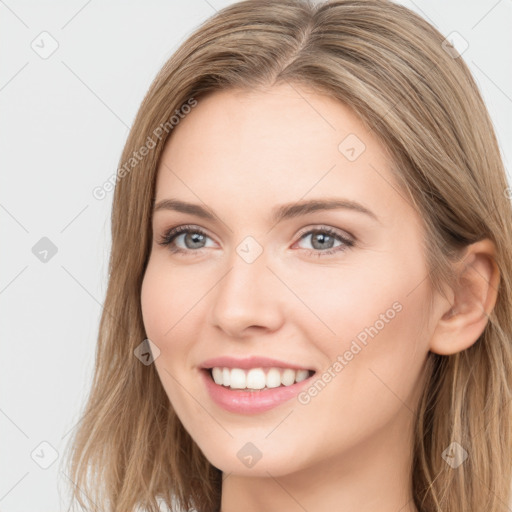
left=199, top=356, right=315, bottom=372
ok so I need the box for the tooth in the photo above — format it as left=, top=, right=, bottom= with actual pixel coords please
left=222, top=367, right=231, bottom=386
left=266, top=368, right=282, bottom=388
left=281, top=368, right=295, bottom=386
left=246, top=368, right=266, bottom=389
left=295, top=369, right=309, bottom=383
left=210, top=366, right=311, bottom=389
left=230, top=368, right=246, bottom=389
left=212, top=367, right=223, bottom=385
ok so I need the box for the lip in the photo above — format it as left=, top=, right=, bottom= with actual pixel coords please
left=199, top=357, right=316, bottom=414
left=199, top=356, right=314, bottom=372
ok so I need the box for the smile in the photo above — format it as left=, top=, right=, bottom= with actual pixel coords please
left=199, top=356, right=317, bottom=414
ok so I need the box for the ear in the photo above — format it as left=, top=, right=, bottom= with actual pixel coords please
left=429, top=238, right=500, bottom=356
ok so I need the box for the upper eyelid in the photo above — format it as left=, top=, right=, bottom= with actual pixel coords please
left=296, top=225, right=353, bottom=240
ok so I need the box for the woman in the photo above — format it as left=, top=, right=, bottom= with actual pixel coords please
left=64, top=1, right=512, bottom=511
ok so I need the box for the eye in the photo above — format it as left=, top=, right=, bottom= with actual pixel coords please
left=293, top=226, right=354, bottom=257
left=157, top=224, right=215, bottom=254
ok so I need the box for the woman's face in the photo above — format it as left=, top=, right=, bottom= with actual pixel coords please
left=141, top=83, right=436, bottom=477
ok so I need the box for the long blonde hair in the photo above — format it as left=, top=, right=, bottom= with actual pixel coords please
left=62, top=1, right=512, bottom=510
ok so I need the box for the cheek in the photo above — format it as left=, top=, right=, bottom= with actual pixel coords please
left=140, top=256, right=202, bottom=341
left=140, top=259, right=202, bottom=410
left=140, top=256, right=216, bottom=401
left=291, top=246, right=431, bottom=398
left=279, top=253, right=423, bottom=348
left=140, top=262, right=168, bottom=340
left=296, top=284, right=430, bottom=454
left=320, top=281, right=430, bottom=425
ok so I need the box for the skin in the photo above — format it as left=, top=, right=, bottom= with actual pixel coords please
left=140, top=83, right=499, bottom=512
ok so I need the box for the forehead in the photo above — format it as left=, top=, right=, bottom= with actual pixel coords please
left=154, top=84, right=411, bottom=226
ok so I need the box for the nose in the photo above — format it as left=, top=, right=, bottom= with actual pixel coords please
left=209, top=247, right=285, bottom=338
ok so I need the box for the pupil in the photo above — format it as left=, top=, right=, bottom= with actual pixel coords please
left=313, top=233, right=333, bottom=249
left=187, top=233, right=205, bottom=248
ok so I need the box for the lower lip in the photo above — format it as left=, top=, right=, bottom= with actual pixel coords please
left=200, top=369, right=315, bottom=414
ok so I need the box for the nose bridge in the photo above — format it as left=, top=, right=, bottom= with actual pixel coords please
left=210, top=237, right=284, bottom=335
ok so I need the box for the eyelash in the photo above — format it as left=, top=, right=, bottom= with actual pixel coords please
left=157, top=224, right=355, bottom=258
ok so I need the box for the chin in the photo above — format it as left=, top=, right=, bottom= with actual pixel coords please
left=194, top=437, right=312, bottom=478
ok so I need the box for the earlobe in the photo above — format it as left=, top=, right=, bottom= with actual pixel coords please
left=429, top=239, right=500, bottom=356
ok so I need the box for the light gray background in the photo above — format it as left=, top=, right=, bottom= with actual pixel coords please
left=1, top=1, right=511, bottom=510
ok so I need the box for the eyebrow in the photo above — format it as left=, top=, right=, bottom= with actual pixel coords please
left=153, top=197, right=379, bottom=224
